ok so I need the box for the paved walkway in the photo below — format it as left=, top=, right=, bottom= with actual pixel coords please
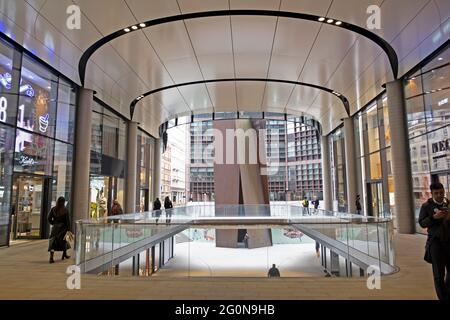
left=0, top=233, right=437, bottom=299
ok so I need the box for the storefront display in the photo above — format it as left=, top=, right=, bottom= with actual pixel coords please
left=0, top=37, right=75, bottom=246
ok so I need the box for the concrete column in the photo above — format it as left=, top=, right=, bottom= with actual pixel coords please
left=386, top=79, right=415, bottom=233
left=344, top=117, right=357, bottom=213
left=125, top=121, right=138, bottom=213
left=321, top=135, right=332, bottom=211
left=152, top=138, right=161, bottom=202
left=72, top=88, right=93, bottom=227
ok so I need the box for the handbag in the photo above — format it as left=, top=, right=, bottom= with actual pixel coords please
left=64, top=231, right=74, bottom=249
left=424, top=235, right=432, bottom=264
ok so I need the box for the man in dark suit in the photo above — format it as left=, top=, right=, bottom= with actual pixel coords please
left=419, top=182, right=450, bottom=300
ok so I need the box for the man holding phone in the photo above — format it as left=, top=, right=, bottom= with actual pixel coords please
left=419, top=182, right=450, bottom=300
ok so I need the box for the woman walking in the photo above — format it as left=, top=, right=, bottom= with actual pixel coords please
left=48, top=197, right=71, bottom=263
left=164, top=196, right=173, bottom=223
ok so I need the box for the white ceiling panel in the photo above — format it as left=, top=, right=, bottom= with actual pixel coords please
left=0, top=0, right=39, bottom=36
left=297, top=24, right=358, bottom=85
left=280, top=0, right=332, bottom=16
left=261, top=82, right=295, bottom=110
left=38, top=0, right=102, bottom=51
left=307, top=91, right=342, bottom=117
left=398, top=18, right=450, bottom=77
left=327, top=0, right=383, bottom=28
left=236, top=82, right=265, bottom=110
left=186, top=17, right=232, bottom=56
left=375, top=0, right=434, bottom=43
left=143, top=21, right=204, bottom=82
left=268, top=18, right=321, bottom=80
left=125, top=0, right=180, bottom=22
left=185, top=17, right=234, bottom=78
left=178, top=83, right=213, bottom=112
left=286, top=86, right=322, bottom=111
left=343, top=53, right=390, bottom=111
left=391, top=1, right=441, bottom=64
left=89, top=45, right=137, bottom=88
left=144, top=21, right=195, bottom=61
left=1, top=0, right=448, bottom=136
left=162, top=57, right=204, bottom=83
left=22, top=0, right=47, bottom=10
left=178, top=0, right=228, bottom=13
left=109, top=31, right=174, bottom=89
left=206, top=82, right=237, bottom=111
left=230, top=0, right=281, bottom=10
left=33, top=15, right=82, bottom=67
left=232, top=16, right=277, bottom=77
left=195, top=54, right=235, bottom=79
left=151, top=87, right=190, bottom=116
left=74, top=0, right=135, bottom=35
left=435, top=0, right=450, bottom=21
left=325, top=36, right=383, bottom=95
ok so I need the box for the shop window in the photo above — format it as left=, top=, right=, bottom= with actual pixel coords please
left=14, top=129, right=54, bottom=175
left=0, top=39, right=18, bottom=126
left=53, top=141, right=73, bottom=202
left=18, top=55, right=57, bottom=138
left=55, top=103, right=75, bottom=143
left=0, top=123, right=15, bottom=246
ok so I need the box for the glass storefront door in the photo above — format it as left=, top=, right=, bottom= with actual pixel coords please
left=10, top=175, right=51, bottom=240
left=367, top=181, right=384, bottom=217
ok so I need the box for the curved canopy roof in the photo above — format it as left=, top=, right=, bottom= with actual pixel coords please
left=1, top=0, right=449, bottom=136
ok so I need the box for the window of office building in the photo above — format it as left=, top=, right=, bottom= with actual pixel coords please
left=330, top=130, right=347, bottom=212
left=351, top=94, right=392, bottom=217
left=404, top=44, right=450, bottom=234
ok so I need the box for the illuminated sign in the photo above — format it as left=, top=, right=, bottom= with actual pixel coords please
left=39, top=113, right=49, bottom=133
left=438, top=98, right=448, bottom=106
left=18, top=154, right=36, bottom=166
left=0, top=73, right=35, bottom=97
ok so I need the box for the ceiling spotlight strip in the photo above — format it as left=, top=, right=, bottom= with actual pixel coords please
left=78, top=10, right=399, bottom=85
left=128, top=78, right=350, bottom=120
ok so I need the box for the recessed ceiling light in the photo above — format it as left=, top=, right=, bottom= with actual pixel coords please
left=438, top=57, right=443, bottom=61
left=124, top=28, right=130, bottom=32
left=131, top=25, right=138, bottom=30
left=335, top=21, right=342, bottom=25
left=327, top=19, right=334, bottom=23
left=438, top=88, right=442, bottom=91
left=318, top=17, right=326, bottom=22
left=139, top=23, right=146, bottom=28
left=410, top=77, right=416, bottom=80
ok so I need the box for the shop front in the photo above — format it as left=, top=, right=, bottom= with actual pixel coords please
left=89, top=101, right=126, bottom=218
left=0, top=36, right=76, bottom=246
